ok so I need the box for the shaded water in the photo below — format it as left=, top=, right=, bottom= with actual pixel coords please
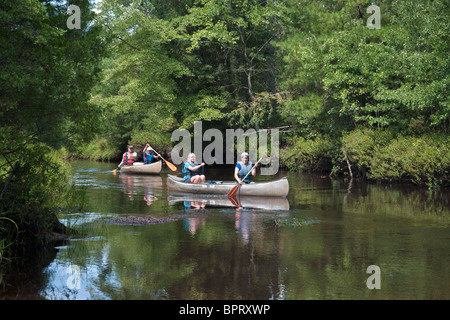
left=2, top=160, right=449, bottom=300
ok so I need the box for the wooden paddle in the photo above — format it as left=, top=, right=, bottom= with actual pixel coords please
left=228, top=196, right=242, bottom=209
left=227, top=156, right=263, bottom=197
left=150, top=148, right=177, bottom=172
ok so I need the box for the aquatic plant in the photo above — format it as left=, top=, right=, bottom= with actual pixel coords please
left=272, top=217, right=319, bottom=227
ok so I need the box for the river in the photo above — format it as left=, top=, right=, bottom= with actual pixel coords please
left=1, top=160, right=449, bottom=300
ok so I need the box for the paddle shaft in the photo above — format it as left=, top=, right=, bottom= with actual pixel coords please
left=228, top=156, right=263, bottom=197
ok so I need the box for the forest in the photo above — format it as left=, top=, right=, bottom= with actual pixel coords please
left=0, top=0, right=449, bottom=255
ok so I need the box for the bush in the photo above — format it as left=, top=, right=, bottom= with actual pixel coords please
left=0, top=144, right=70, bottom=256
left=342, top=129, right=450, bottom=187
left=281, top=136, right=334, bottom=172
left=369, top=134, right=450, bottom=187
left=72, top=137, right=119, bottom=161
left=341, top=128, right=394, bottom=175
left=130, top=130, right=173, bottom=157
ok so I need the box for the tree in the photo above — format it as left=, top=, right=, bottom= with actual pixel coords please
left=277, top=0, right=449, bottom=136
left=91, top=0, right=197, bottom=153
left=173, top=0, right=283, bottom=129
left=0, top=0, right=104, bottom=253
left=276, top=0, right=450, bottom=183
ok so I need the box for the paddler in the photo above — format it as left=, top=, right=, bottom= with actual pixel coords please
left=182, top=153, right=205, bottom=183
left=234, top=152, right=257, bottom=184
left=118, top=145, right=137, bottom=167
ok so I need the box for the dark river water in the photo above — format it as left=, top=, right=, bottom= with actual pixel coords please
left=2, top=160, right=449, bottom=300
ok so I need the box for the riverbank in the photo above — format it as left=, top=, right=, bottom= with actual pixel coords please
left=281, top=130, right=450, bottom=189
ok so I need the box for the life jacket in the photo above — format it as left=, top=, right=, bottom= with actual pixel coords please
left=237, top=160, right=253, bottom=183
left=123, top=152, right=135, bottom=165
left=183, top=161, right=200, bottom=181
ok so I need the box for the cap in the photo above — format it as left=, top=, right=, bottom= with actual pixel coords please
left=241, top=152, right=249, bottom=158
left=128, top=145, right=134, bottom=149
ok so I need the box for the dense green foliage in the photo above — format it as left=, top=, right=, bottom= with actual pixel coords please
left=84, top=0, right=285, bottom=160
left=277, top=0, right=449, bottom=186
left=0, top=0, right=104, bottom=256
left=342, top=128, right=450, bottom=187
left=84, top=0, right=448, bottom=185
left=0, top=0, right=448, bottom=259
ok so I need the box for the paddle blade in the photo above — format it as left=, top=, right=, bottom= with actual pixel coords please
left=164, top=160, right=177, bottom=172
left=228, top=196, right=241, bottom=208
left=227, top=182, right=242, bottom=197
left=152, top=149, right=177, bottom=172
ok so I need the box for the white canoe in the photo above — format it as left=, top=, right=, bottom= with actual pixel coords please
left=119, top=161, right=162, bottom=174
left=167, top=175, right=289, bottom=197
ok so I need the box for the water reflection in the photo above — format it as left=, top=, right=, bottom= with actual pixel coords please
left=5, top=162, right=448, bottom=300
left=235, top=211, right=252, bottom=244
left=183, top=216, right=207, bottom=236
left=40, top=241, right=117, bottom=300
left=119, top=174, right=162, bottom=205
left=173, top=193, right=290, bottom=243
left=168, top=195, right=290, bottom=211
left=183, top=201, right=206, bottom=211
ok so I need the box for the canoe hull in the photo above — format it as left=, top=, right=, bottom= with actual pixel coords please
left=120, top=161, right=162, bottom=174
left=167, top=175, right=289, bottom=197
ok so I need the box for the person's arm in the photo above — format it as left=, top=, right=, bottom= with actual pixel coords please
left=251, top=162, right=258, bottom=177
left=234, top=165, right=241, bottom=183
left=118, top=153, right=125, bottom=167
left=187, top=163, right=204, bottom=171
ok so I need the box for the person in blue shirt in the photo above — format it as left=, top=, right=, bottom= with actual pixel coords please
left=182, top=153, right=205, bottom=183
left=234, top=152, right=257, bottom=184
left=143, top=144, right=160, bottom=164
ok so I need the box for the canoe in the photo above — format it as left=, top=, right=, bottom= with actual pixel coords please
left=167, top=175, right=289, bottom=197
left=119, top=161, right=162, bottom=174
left=168, top=194, right=290, bottom=211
